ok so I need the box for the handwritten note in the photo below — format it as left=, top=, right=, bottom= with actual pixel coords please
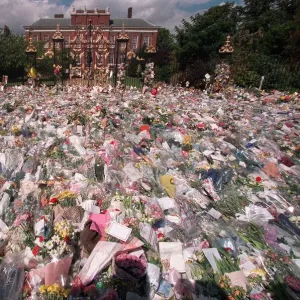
left=107, top=222, right=132, bottom=242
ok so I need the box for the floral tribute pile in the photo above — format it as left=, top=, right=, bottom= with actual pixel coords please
left=0, top=82, right=299, bottom=300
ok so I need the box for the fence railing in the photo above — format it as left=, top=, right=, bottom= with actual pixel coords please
left=5, top=54, right=300, bottom=92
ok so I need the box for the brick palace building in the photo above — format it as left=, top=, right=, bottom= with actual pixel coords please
left=24, top=6, right=159, bottom=75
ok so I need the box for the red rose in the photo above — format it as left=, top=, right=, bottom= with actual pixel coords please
left=39, top=236, right=44, bottom=242
left=32, top=245, right=40, bottom=256
left=256, top=176, right=262, bottom=182
left=63, top=236, right=70, bottom=243
left=157, top=233, right=164, bottom=239
left=49, top=198, right=58, bottom=204
left=285, top=95, right=291, bottom=101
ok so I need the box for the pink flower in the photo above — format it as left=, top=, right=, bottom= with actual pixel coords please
left=200, top=240, right=210, bottom=249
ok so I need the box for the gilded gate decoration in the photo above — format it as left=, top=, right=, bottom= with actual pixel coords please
left=69, top=25, right=110, bottom=86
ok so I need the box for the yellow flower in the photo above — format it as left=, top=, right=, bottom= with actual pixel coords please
left=252, top=268, right=266, bottom=277
left=52, top=283, right=60, bottom=292
left=63, top=288, right=71, bottom=297
left=47, top=286, right=54, bottom=294
left=39, top=285, right=47, bottom=294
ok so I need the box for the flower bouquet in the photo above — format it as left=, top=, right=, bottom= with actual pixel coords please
left=237, top=223, right=268, bottom=250
left=141, top=199, right=164, bottom=225
left=50, top=190, right=77, bottom=208
left=38, top=284, right=71, bottom=300
left=33, top=220, right=76, bottom=258
left=215, top=184, right=250, bottom=217
left=112, top=252, right=147, bottom=283
left=218, top=275, right=247, bottom=300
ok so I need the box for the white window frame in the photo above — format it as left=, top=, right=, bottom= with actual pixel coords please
left=132, top=36, right=138, bottom=49
left=109, top=53, right=114, bottom=64
left=110, top=35, right=115, bottom=44
left=143, top=36, right=149, bottom=46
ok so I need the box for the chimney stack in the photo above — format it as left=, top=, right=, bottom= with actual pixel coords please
left=128, top=7, right=132, bottom=18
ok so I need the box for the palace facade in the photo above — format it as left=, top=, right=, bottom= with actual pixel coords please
left=24, top=7, right=159, bottom=75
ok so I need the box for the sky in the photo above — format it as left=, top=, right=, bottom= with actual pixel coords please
left=0, top=0, right=242, bottom=34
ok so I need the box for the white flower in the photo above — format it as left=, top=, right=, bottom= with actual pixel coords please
left=51, top=235, right=60, bottom=243
left=46, top=241, right=54, bottom=250
left=34, top=238, right=44, bottom=247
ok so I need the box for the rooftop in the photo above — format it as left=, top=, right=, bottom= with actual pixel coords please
left=30, top=18, right=71, bottom=27
left=26, top=18, right=158, bottom=28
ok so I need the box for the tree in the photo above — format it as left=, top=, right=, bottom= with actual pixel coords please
left=0, top=29, right=26, bottom=79
left=175, top=2, right=241, bottom=63
left=156, top=28, right=175, bottom=52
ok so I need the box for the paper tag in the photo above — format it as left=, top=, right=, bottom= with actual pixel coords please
left=80, top=200, right=100, bottom=214
left=202, top=248, right=221, bottom=271
left=107, top=221, right=132, bottom=242
left=4, top=136, right=14, bottom=142
left=240, top=261, right=256, bottom=272
left=207, top=208, right=222, bottom=219
left=130, top=249, right=144, bottom=258
left=279, top=243, right=291, bottom=253
left=292, top=259, right=300, bottom=269
left=157, top=197, right=175, bottom=210
left=34, top=219, right=45, bottom=236
left=0, top=219, right=8, bottom=231
left=226, top=271, right=248, bottom=290
left=140, top=223, right=158, bottom=252
left=77, top=125, right=83, bottom=135
left=159, top=242, right=185, bottom=273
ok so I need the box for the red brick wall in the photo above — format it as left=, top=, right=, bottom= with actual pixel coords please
left=71, top=14, right=110, bottom=26
left=26, top=29, right=157, bottom=50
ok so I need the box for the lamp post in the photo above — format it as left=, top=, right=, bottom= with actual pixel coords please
left=219, top=35, right=234, bottom=61
left=86, top=19, right=94, bottom=87
left=52, top=24, right=65, bottom=87
left=25, top=37, right=37, bottom=67
left=25, top=37, right=37, bottom=86
left=214, top=35, right=234, bottom=91
left=114, top=24, right=129, bottom=88
left=145, top=36, right=156, bottom=63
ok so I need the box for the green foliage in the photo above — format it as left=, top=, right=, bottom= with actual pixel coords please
left=175, top=3, right=240, bottom=62
left=155, top=65, right=171, bottom=83
left=156, top=28, right=175, bottom=52
left=172, top=0, right=300, bottom=90
left=0, top=31, right=26, bottom=79
left=0, top=30, right=71, bottom=81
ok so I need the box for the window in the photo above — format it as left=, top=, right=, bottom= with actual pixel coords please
left=109, top=53, right=114, bottom=64
left=110, top=35, right=115, bottom=44
left=43, top=35, right=49, bottom=41
left=132, top=36, right=138, bottom=49
left=120, top=54, right=126, bottom=63
left=43, top=41, right=49, bottom=49
left=32, top=36, right=38, bottom=41
left=65, top=36, right=70, bottom=47
left=143, top=36, right=149, bottom=46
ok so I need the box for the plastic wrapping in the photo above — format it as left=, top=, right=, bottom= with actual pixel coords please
left=200, top=167, right=234, bottom=192
left=0, top=253, right=25, bottom=300
left=0, top=82, right=299, bottom=299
